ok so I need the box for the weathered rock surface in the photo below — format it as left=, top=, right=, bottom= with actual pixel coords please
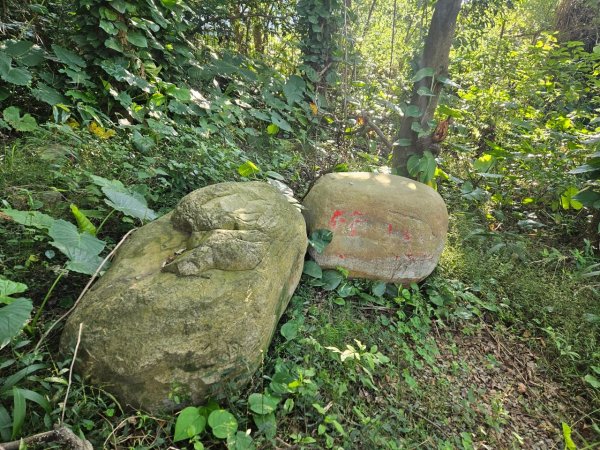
left=302, top=172, right=448, bottom=283
left=60, top=182, right=307, bottom=412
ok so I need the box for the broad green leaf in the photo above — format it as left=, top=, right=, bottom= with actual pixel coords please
left=127, top=31, right=148, bottom=48
left=322, top=270, right=343, bottom=291
left=1, top=209, right=55, bottom=230
left=0, top=299, right=32, bottom=350
left=174, top=407, right=206, bottom=442
left=411, top=67, right=434, bottom=82
left=70, top=204, right=96, bottom=235
left=560, top=187, right=584, bottom=211
left=1, top=66, right=32, bottom=86
left=280, top=318, right=302, bottom=341
left=270, top=112, right=292, bottom=132
left=208, top=409, right=238, bottom=439
left=303, top=260, right=322, bottom=279
left=248, top=393, right=280, bottom=415
left=227, top=431, right=255, bottom=450
left=473, top=154, right=496, bottom=173
left=253, top=413, right=276, bottom=439
left=5, top=41, right=33, bottom=58
left=283, top=75, right=306, bottom=105
left=237, top=161, right=261, bottom=177
left=0, top=279, right=27, bottom=298
left=103, top=187, right=158, bottom=221
left=49, top=219, right=106, bottom=275
left=308, top=229, right=333, bottom=254
left=266, top=123, right=279, bottom=135
left=90, top=174, right=127, bottom=191
left=52, top=45, right=86, bottom=68
left=405, top=105, right=422, bottom=118
left=132, top=130, right=155, bottom=153
left=31, top=83, right=67, bottom=105
left=372, top=281, right=386, bottom=297
left=2, top=106, right=37, bottom=131
left=166, top=85, right=191, bottom=101
left=417, top=86, right=434, bottom=96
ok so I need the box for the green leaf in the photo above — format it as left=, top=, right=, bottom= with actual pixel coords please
left=52, top=45, right=86, bottom=68
left=31, top=83, right=67, bottom=106
left=1, top=66, right=32, bottom=86
left=562, top=422, right=577, bottom=450
left=270, top=112, right=292, bottom=132
left=227, top=431, right=255, bottom=450
left=166, top=85, right=191, bottom=101
left=560, top=186, right=584, bottom=211
left=174, top=407, right=206, bottom=442
left=266, top=123, right=279, bottom=135
left=253, top=412, right=276, bottom=439
left=1, top=209, right=55, bottom=230
left=473, top=154, right=496, bottom=173
left=127, top=31, right=148, bottom=48
left=132, top=130, right=155, bottom=153
left=303, top=260, right=322, bottom=279
left=248, top=393, right=280, bottom=415
left=584, top=374, right=600, bottom=389
left=0, top=299, right=33, bottom=350
left=11, top=387, right=26, bottom=439
left=102, top=187, right=158, bottom=221
left=395, top=138, right=412, bottom=147
left=104, top=37, right=124, bottom=53
left=161, top=0, right=178, bottom=8
left=49, top=219, right=106, bottom=275
left=283, top=75, right=306, bottom=105
left=0, top=405, right=11, bottom=441
left=308, top=229, right=333, bottom=254
left=0, top=279, right=27, bottom=298
left=404, top=105, right=422, bottom=118
left=372, top=281, right=386, bottom=297
left=237, top=161, right=261, bottom=177
left=5, top=41, right=33, bottom=58
left=70, top=204, right=97, bottom=235
left=280, top=318, right=302, bottom=341
left=3, top=107, right=38, bottom=132
left=411, top=67, right=435, bottom=82
left=417, top=86, right=434, bottom=96
left=208, top=409, right=238, bottom=439
left=322, top=270, right=343, bottom=291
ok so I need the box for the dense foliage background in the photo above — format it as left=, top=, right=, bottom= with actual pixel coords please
left=1, top=0, right=599, bottom=448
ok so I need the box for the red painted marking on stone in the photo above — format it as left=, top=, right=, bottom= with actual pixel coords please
left=329, top=209, right=344, bottom=227
left=402, top=230, right=412, bottom=241
left=348, top=218, right=367, bottom=237
left=387, top=223, right=393, bottom=235
left=351, top=210, right=364, bottom=216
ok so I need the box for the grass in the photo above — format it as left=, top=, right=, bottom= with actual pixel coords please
left=1, top=130, right=599, bottom=449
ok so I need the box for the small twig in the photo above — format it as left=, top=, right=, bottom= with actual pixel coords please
left=34, top=228, right=137, bottom=352
left=360, top=111, right=394, bottom=152
left=61, top=322, right=83, bottom=424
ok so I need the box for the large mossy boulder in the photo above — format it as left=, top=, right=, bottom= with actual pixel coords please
left=302, top=172, right=448, bottom=284
left=60, top=182, right=307, bottom=412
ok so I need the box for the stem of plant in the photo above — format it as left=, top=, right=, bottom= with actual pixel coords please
left=96, top=209, right=115, bottom=235
left=30, top=269, right=66, bottom=331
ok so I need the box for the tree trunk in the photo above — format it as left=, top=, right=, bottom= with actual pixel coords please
left=392, top=0, right=462, bottom=175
